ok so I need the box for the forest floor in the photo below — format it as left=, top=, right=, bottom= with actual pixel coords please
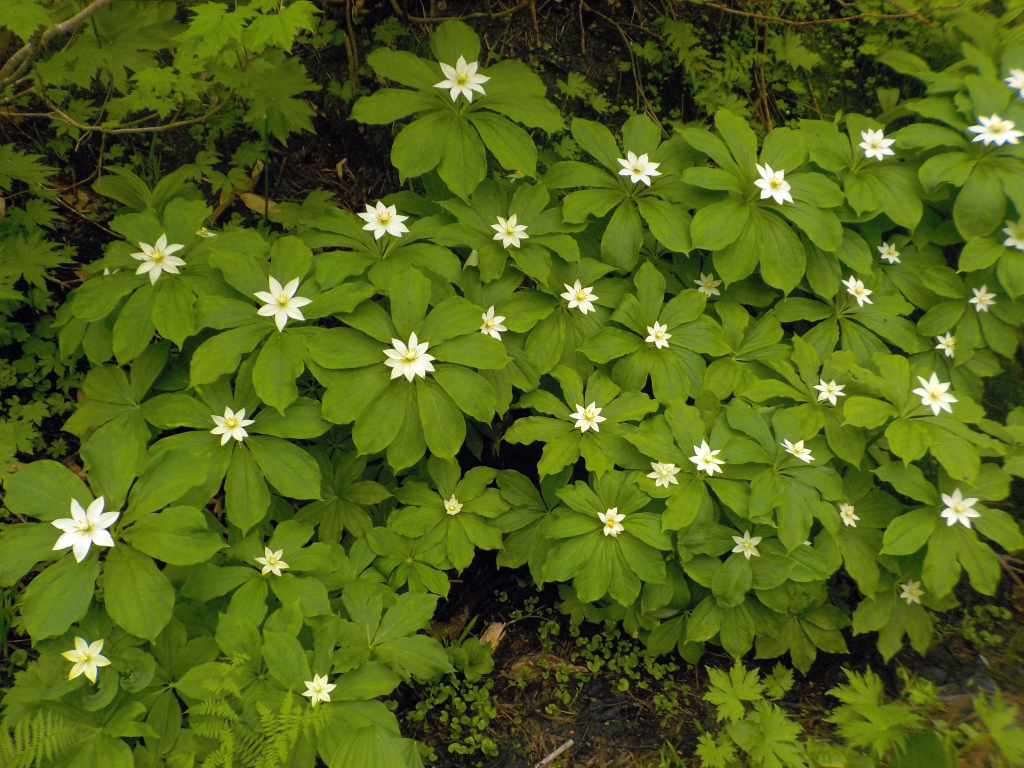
left=393, top=550, right=1024, bottom=768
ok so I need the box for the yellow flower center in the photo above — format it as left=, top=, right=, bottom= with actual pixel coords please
left=455, top=72, right=469, bottom=85
left=575, top=289, right=588, bottom=301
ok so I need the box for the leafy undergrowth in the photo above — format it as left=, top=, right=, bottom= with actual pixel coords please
left=395, top=555, right=1024, bottom=768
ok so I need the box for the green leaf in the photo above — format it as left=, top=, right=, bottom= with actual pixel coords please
left=468, top=112, right=538, bottom=177
left=601, top=201, right=643, bottom=271
left=190, top=325, right=270, bottom=386
left=4, top=460, right=92, bottom=521
left=433, top=365, right=496, bottom=423
left=637, top=197, right=691, bottom=253
left=252, top=331, right=305, bottom=414
left=881, top=509, right=938, bottom=556
left=262, top=630, right=311, bottom=691
left=843, top=397, right=896, bottom=428
left=153, top=279, right=196, bottom=349
left=571, top=117, right=622, bottom=171
left=352, top=381, right=409, bottom=454
left=374, top=593, right=438, bottom=643
left=127, top=449, right=208, bottom=518
left=711, top=554, right=753, bottom=608
left=350, top=88, right=439, bottom=124
left=391, top=112, right=448, bottom=181
left=246, top=436, right=321, bottom=500
left=691, top=198, right=749, bottom=251
left=22, top=554, right=99, bottom=640
left=225, top=445, right=271, bottom=534
left=439, top=117, right=487, bottom=199
left=126, top=507, right=224, bottom=565
left=81, top=423, right=139, bottom=510
left=954, top=164, right=1006, bottom=239
left=432, top=334, right=509, bottom=369
left=103, top=545, right=175, bottom=641
left=873, top=462, right=939, bottom=504
left=417, top=379, right=466, bottom=459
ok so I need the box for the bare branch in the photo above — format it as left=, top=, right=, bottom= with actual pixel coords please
left=695, top=0, right=959, bottom=26
left=378, top=0, right=529, bottom=23
left=0, top=0, right=118, bottom=89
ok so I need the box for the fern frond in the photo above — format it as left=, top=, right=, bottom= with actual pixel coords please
left=0, top=710, right=85, bottom=768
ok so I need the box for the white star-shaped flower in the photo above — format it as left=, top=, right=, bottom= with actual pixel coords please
left=617, top=151, right=661, bottom=186
left=434, top=55, right=489, bottom=102
left=560, top=280, right=598, bottom=314
left=859, top=128, right=895, bottom=161
left=1003, top=220, right=1024, bottom=251
left=302, top=673, right=336, bottom=706
left=599, top=508, right=625, bottom=537
left=839, top=503, right=859, bottom=527
left=480, top=306, right=507, bottom=340
left=940, top=488, right=981, bottom=528
left=969, top=285, right=997, bottom=313
left=358, top=201, right=409, bottom=240
left=935, top=333, right=956, bottom=358
left=211, top=407, right=254, bottom=445
left=645, top=321, right=671, bottom=349
left=62, top=637, right=111, bottom=683
left=1006, top=69, right=1024, bottom=96
left=196, top=227, right=216, bottom=238
left=754, top=163, right=793, bottom=204
left=968, top=114, right=1023, bottom=146
left=647, top=462, right=681, bottom=488
left=255, top=547, right=289, bottom=577
left=131, top=234, right=186, bottom=284
left=912, top=373, right=957, bottom=416
left=572, top=402, right=605, bottom=433
left=444, top=495, right=463, bottom=516
left=689, top=440, right=725, bottom=476
left=842, top=276, right=873, bottom=307
left=813, top=379, right=845, bottom=406
left=384, top=333, right=435, bottom=381
left=52, top=497, right=118, bottom=563
left=781, top=439, right=814, bottom=463
left=695, top=273, right=722, bottom=297
left=255, top=277, right=312, bottom=332
left=507, top=170, right=525, bottom=182
left=899, top=580, right=924, bottom=605
left=732, top=530, right=762, bottom=559
left=878, top=242, right=901, bottom=264
left=491, top=214, right=529, bottom=249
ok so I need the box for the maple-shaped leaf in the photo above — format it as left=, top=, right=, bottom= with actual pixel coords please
left=3, top=0, right=52, bottom=41
left=704, top=662, right=765, bottom=722
left=0, top=145, right=53, bottom=191
left=770, top=31, right=822, bottom=72
left=243, top=54, right=318, bottom=143
left=178, top=3, right=254, bottom=61
left=763, top=663, right=795, bottom=699
left=727, top=701, right=804, bottom=768
left=695, top=733, right=736, bottom=768
left=826, top=668, right=921, bottom=758
left=0, top=234, right=73, bottom=289
left=242, top=0, right=319, bottom=51
left=974, top=690, right=1024, bottom=765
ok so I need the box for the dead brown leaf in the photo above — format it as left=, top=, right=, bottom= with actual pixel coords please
left=480, top=621, right=506, bottom=651
left=238, top=192, right=279, bottom=216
